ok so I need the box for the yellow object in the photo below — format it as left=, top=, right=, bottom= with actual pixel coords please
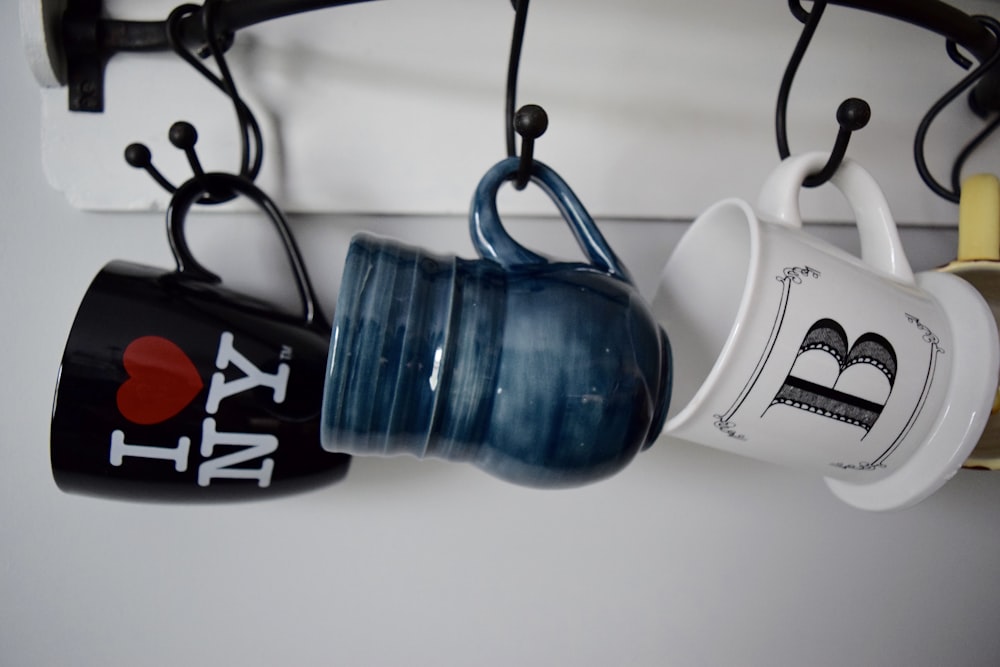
left=942, top=174, right=1000, bottom=469
left=957, top=174, right=1000, bottom=262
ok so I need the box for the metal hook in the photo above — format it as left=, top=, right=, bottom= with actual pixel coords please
left=125, top=121, right=233, bottom=204
left=504, top=0, right=548, bottom=190
left=123, top=121, right=208, bottom=195
left=124, top=0, right=264, bottom=205
left=915, top=15, right=1000, bottom=203
left=776, top=0, right=871, bottom=187
left=124, top=143, right=178, bottom=194
left=513, top=104, right=549, bottom=189
left=164, top=2, right=264, bottom=186
left=168, top=121, right=207, bottom=180
left=506, top=0, right=530, bottom=157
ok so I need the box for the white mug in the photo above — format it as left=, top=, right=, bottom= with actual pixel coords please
left=652, top=152, right=999, bottom=511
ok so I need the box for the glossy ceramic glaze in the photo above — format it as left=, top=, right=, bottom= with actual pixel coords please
left=51, top=174, right=351, bottom=501
left=652, top=153, right=998, bottom=510
left=321, top=158, right=671, bottom=487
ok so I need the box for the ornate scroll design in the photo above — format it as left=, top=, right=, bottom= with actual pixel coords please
left=712, top=266, right=820, bottom=440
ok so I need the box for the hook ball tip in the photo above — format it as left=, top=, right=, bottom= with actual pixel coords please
left=124, top=143, right=152, bottom=168
left=514, top=104, right=549, bottom=139
left=168, top=121, right=199, bottom=149
left=837, top=98, right=871, bottom=131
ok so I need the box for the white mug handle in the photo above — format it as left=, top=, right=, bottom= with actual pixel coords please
left=756, top=151, right=915, bottom=285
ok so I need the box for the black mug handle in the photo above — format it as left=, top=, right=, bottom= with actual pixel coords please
left=166, top=173, right=328, bottom=331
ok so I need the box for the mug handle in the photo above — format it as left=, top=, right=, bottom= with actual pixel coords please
left=756, top=151, right=915, bottom=285
left=470, top=157, right=633, bottom=283
left=958, top=173, right=1000, bottom=262
left=166, top=172, right=329, bottom=331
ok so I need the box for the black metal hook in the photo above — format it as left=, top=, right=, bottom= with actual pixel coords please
left=124, top=0, right=264, bottom=205
left=168, top=121, right=207, bottom=180
left=505, top=0, right=529, bottom=158
left=505, top=0, right=549, bottom=190
left=124, top=142, right=177, bottom=194
left=61, top=0, right=376, bottom=112
left=914, top=15, right=1000, bottom=203
left=179, top=0, right=264, bottom=184
left=776, top=0, right=871, bottom=187
left=513, top=104, right=549, bottom=189
left=125, top=120, right=236, bottom=203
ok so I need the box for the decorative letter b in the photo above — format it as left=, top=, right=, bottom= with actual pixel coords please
left=767, top=319, right=897, bottom=433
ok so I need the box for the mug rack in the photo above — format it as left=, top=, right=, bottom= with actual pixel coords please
left=25, top=0, right=1000, bottom=211
left=57, top=1, right=1000, bottom=113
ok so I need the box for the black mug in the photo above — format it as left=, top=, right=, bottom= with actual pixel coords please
left=51, top=173, right=350, bottom=501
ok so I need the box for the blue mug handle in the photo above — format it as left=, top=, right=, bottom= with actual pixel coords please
left=470, top=157, right=633, bottom=284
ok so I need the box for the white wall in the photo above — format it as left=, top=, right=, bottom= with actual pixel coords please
left=4, top=2, right=1000, bottom=666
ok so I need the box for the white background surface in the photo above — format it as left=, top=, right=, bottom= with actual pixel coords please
left=5, top=2, right=1000, bottom=666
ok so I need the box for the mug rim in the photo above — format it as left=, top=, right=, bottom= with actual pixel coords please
left=825, top=270, right=999, bottom=509
left=940, top=258, right=1000, bottom=273
left=659, top=197, right=762, bottom=430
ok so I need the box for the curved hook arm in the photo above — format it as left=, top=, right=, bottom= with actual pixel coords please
left=950, top=114, right=1000, bottom=196
left=827, top=0, right=998, bottom=114
left=504, top=0, right=549, bottom=191
left=505, top=0, right=531, bottom=159
left=914, top=15, right=1000, bottom=204
left=166, top=3, right=264, bottom=188
left=827, top=0, right=997, bottom=63
left=776, top=0, right=871, bottom=187
left=124, top=1, right=267, bottom=206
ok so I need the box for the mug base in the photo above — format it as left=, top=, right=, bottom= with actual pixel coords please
left=825, top=271, right=999, bottom=511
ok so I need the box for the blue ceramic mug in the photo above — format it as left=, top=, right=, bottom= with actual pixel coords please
left=320, top=157, right=672, bottom=487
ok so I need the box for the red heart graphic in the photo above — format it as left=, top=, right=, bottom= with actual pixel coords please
left=117, top=336, right=204, bottom=425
